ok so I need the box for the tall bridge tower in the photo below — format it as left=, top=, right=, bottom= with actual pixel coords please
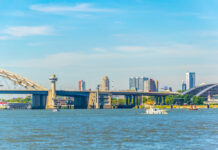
left=46, top=74, right=58, bottom=109
left=49, top=74, right=58, bottom=98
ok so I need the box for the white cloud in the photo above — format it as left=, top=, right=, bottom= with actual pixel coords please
left=30, top=3, right=116, bottom=13
left=115, top=46, right=153, bottom=52
left=93, top=48, right=107, bottom=53
left=3, top=26, right=52, bottom=37
left=0, top=36, right=10, bottom=40
left=5, top=43, right=217, bottom=69
left=200, top=31, right=218, bottom=37
left=28, top=42, right=44, bottom=47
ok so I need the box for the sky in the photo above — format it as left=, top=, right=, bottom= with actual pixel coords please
left=0, top=0, right=218, bottom=91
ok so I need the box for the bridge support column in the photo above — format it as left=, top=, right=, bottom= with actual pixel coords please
left=106, top=94, right=112, bottom=109
left=159, top=96, right=162, bottom=105
left=140, top=96, right=143, bottom=106
left=32, top=94, right=47, bottom=109
left=133, top=95, right=136, bottom=106
left=163, top=96, right=166, bottom=105
left=88, top=92, right=99, bottom=109
left=155, top=96, right=159, bottom=105
left=136, top=96, right=139, bottom=106
left=74, top=96, right=88, bottom=109
left=155, top=96, right=162, bottom=105
left=126, top=95, right=130, bottom=105
left=46, top=90, right=55, bottom=109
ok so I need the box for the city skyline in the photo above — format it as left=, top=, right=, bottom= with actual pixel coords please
left=0, top=0, right=218, bottom=90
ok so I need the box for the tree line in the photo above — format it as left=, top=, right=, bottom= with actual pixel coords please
left=112, top=94, right=205, bottom=106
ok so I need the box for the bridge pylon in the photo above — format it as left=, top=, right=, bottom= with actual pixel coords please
left=46, top=74, right=58, bottom=109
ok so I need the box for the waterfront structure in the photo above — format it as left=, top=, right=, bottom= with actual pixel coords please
left=144, top=79, right=158, bottom=92
left=55, top=97, right=74, bottom=108
left=205, top=93, right=218, bottom=104
left=100, top=76, right=110, bottom=91
left=8, top=103, right=30, bottom=109
left=129, top=76, right=148, bottom=91
left=186, top=72, right=195, bottom=89
left=0, top=102, right=8, bottom=109
left=182, top=80, right=187, bottom=91
left=78, top=80, right=86, bottom=91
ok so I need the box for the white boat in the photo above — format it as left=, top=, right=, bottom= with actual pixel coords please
left=52, top=108, right=60, bottom=112
left=145, top=106, right=168, bottom=115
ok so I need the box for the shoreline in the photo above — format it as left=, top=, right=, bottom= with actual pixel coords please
left=142, top=105, right=218, bottom=109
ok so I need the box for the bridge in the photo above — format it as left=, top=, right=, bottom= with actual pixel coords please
left=181, top=83, right=218, bottom=100
left=0, top=68, right=178, bottom=109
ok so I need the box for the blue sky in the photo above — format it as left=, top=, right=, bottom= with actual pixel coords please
left=0, top=0, right=218, bottom=91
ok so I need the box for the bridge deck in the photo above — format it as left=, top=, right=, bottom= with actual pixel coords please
left=0, top=90, right=178, bottom=96
left=0, top=90, right=48, bottom=95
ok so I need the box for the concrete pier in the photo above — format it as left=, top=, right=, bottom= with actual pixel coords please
left=32, top=94, right=47, bottom=109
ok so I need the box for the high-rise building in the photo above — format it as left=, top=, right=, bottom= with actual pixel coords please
left=186, top=72, right=195, bottom=89
left=144, top=79, right=158, bottom=92
left=100, top=76, right=110, bottom=91
left=182, top=80, right=186, bottom=91
left=129, top=77, right=136, bottom=90
left=138, top=77, right=148, bottom=91
left=78, top=80, right=86, bottom=91
left=129, top=76, right=148, bottom=91
left=154, top=80, right=159, bottom=92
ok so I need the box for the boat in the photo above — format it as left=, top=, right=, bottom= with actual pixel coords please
left=145, top=106, right=168, bottom=115
left=52, top=108, right=60, bottom=112
left=189, top=105, right=198, bottom=110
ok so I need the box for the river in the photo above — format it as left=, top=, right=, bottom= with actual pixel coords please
left=0, top=109, right=217, bottom=149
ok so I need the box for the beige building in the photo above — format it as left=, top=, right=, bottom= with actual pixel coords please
left=100, top=76, right=110, bottom=91
left=204, top=94, right=218, bottom=104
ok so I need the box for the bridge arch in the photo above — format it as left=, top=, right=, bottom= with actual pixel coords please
left=196, top=84, right=218, bottom=97
left=182, top=83, right=218, bottom=99
left=0, top=68, right=47, bottom=90
left=181, top=84, right=214, bottom=96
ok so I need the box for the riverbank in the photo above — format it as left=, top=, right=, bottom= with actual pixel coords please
left=136, top=104, right=218, bottom=109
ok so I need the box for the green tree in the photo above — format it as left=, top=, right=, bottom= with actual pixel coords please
left=112, top=98, right=126, bottom=106
left=7, top=97, right=32, bottom=103
left=148, top=96, right=155, bottom=101
left=192, top=96, right=204, bottom=105
left=184, top=94, right=191, bottom=104
left=117, top=99, right=126, bottom=105
left=165, top=95, right=175, bottom=105
left=143, top=96, right=148, bottom=103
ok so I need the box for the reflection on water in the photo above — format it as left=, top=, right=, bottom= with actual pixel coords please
left=0, top=109, right=217, bottom=149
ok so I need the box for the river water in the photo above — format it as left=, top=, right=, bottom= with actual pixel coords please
left=0, top=109, right=217, bottom=150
